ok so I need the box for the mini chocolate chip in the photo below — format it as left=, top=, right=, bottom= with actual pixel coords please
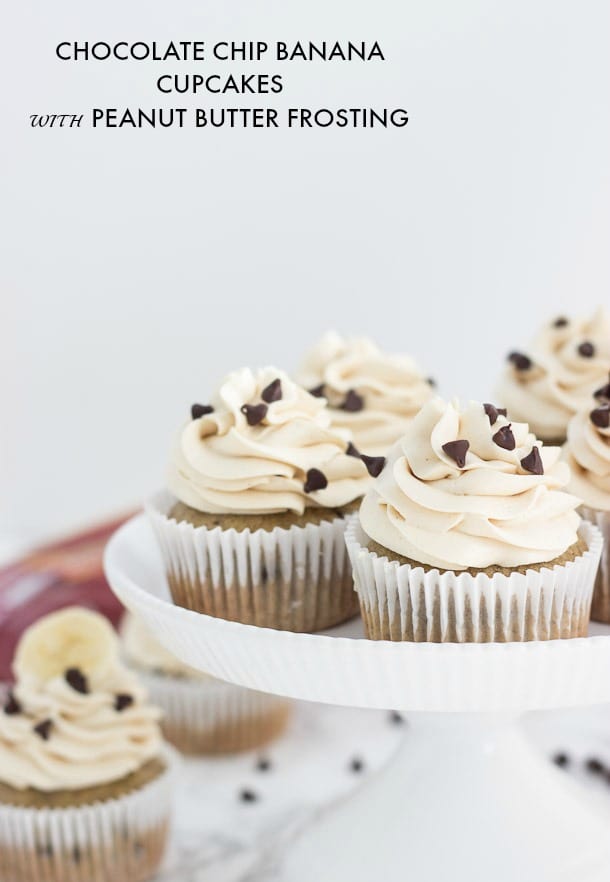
left=553, top=752, right=570, bottom=768
left=34, top=719, right=53, bottom=740
left=591, top=406, right=610, bottom=429
left=520, top=446, right=544, bottom=475
left=3, top=692, right=21, bottom=715
left=115, top=693, right=134, bottom=712
left=240, top=403, right=268, bottom=426
left=308, top=384, right=325, bottom=398
left=427, top=377, right=437, bottom=387
left=389, top=711, right=404, bottom=725
left=340, top=389, right=364, bottom=412
left=578, top=341, right=595, bottom=358
left=553, top=316, right=569, bottom=328
left=442, top=440, right=470, bottom=469
left=594, top=375, right=610, bottom=402
left=65, top=667, right=89, bottom=695
left=361, top=454, right=386, bottom=478
left=256, top=757, right=272, bottom=772
left=191, top=403, right=214, bottom=419
left=261, top=378, right=282, bottom=403
left=239, top=789, right=258, bottom=803
left=483, top=403, right=499, bottom=425
left=585, top=757, right=605, bottom=775
left=346, top=441, right=360, bottom=458
left=304, top=468, right=328, bottom=493
left=350, top=757, right=365, bottom=773
left=492, top=424, right=516, bottom=451
left=508, top=351, right=533, bottom=371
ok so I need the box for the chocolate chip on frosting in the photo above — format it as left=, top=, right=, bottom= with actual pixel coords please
left=304, top=468, right=328, bottom=493
left=508, top=352, right=533, bottom=371
left=361, top=454, right=386, bottom=478
left=339, top=389, right=364, bottom=412
left=3, top=692, right=21, bottom=715
left=346, top=441, right=360, bottom=458
left=261, top=378, right=282, bottom=403
left=240, top=403, right=268, bottom=426
left=483, top=403, right=507, bottom=426
left=114, top=693, right=134, bottom=712
left=33, top=719, right=53, bottom=741
left=553, top=316, right=569, bottom=328
left=191, top=403, right=214, bottom=419
left=520, top=446, right=544, bottom=475
left=594, top=374, right=610, bottom=402
left=591, top=406, right=610, bottom=429
left=578, top=341, right=595, bottom=358
left=65, top=668, right=89, bottom=695
left=308, top=384, right=325, bottom=398
left=492, top=424, right=516, bottom=451
left=442, top=440, right=470, bottom=468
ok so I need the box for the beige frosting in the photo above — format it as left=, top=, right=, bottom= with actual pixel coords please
left=296, top=332, right=434, bottom=456
left=564, top=406, right=610, bottom=511
left=122, top=612, right=207, bottom=680
left=497, top=308, right=610, bottom=440
left=360, top=397, right=581, bottom=571
left=169, top=366, right=369, bottom=515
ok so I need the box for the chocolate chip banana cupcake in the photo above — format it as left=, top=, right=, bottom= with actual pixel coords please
left=0, top=608, right=175, bottom=882
left=497, top=308, right=610, bottom=444
left=564, top=393, right=610, bottom=622
left=149, top=367, right=372, bottom=632
left=347, top=398, right=602, bottom=642
left=297, top=332, right=435, bottom=456
left=121, top=613, right=291, bottom=753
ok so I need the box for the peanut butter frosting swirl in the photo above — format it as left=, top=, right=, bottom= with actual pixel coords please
left=497, top=308, right=610, bottom=441
left=169, top=367, right=370, bottom=515
left=296, top=332, right=434, bottom=456
left=360, top=397, right=580, bottom=571
left=564, top=403, right=610, bottom=511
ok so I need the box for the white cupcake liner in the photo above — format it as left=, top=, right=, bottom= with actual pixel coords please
left=133, top=667, right=291, bottom=754
left=580, top=506, right=610, bottom=624
left=0, top=746, right=177, bottom=882
left=147, top=490, right=359, bottom=632
left=346, top=519, right=603, bottom=643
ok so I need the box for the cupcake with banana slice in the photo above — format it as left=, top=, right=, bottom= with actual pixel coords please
left=297, top=332, right=435, bottom=456
left=347, top=397, right=602, bottom=642
left=0, top=608, right=175, bottom=882
left=121, top=612, right=291, bottom=753
left=149, top=366, right=372, bottom=632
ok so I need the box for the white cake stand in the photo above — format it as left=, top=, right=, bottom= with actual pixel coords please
left=104, top=515, right=610, bottom=882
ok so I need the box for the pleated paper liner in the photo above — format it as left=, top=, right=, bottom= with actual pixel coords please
left=346, top=519, right=603, bottom=643
left=148, top=491, right=359, bottom=632
left=581, top=507, right=610, bottom=624
left=0, top=746, right=177, bottom=882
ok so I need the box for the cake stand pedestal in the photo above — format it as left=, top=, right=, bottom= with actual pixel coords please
left=105, top=515, right=610, bottom=882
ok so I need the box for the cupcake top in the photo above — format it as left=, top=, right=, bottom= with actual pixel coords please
left=360, top=397, right=580, bottom=571
left=0, top=608, right=162, bottom=792
left=564, top=398, right=610, bottom=512
left=497, top=308, right=610, bottom=441
left=296, top=332, right=434, bottom=456
left=122, top=612, right=207, bottom=680
left=169, top=366, right=372, bottom=515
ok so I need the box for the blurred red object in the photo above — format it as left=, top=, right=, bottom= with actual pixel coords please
left=0, top=514, right=132, bottom=682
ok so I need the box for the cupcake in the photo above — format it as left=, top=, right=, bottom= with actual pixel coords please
left=497, top=308, right=610, bottom=444
left=0, top=608, right=175, bottom=882
left=149, top=366, right=372, bottom=632
left=296, top=332, right=434, bottom=456
left=121, top=612, right=291, bottom=754
left=564, top=397, right=610, bottom=622
left=347, top=397, right=602, bottom=642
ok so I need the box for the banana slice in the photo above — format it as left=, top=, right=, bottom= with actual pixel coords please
left=14, top=607, right=118, bottom=684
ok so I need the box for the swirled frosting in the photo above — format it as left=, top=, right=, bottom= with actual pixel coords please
left=122, top=613, right=207, bottom=680
left=169, top=366, right=370, bottom=515
left=296, top=332, right=434, bottom=456
left=497, top=308, right=610, bottom=441
left=564, top=404, right=610, bottom=511
left=0, top=661, right=162, bottom=792
left=360, top=397, right=580, bottom=571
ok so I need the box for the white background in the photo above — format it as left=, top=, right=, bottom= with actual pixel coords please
left=2, top=0, right=609, bottom=542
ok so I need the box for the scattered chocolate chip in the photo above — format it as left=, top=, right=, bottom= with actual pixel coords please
left=427, top=377, right=437, bottom=387
left=261, top=378, right=282, bottom=403
left=585, top=757, right=605, bottom=775
left=492, top=424, right=516, bottom=451
left=115, top=693, right=134, bottom=712
left=520, top=446, right=544, bottom=475
left=34, top=719, right=53, bottom=741
left=594, top=375, right=610, bottom=402
left=340, top=389, right=364, bottom=412
left=591, top=406, right=610, bottom=429
left=389, top=711, right=404, bottom=725
left=65, top=667, right=89, bottom=695
left=350, top=757, right=365, bottom=773
left=553, top=316, right=569, bottom=328
left=483, top=403, right=508, bottom=425
left=361, top=454, right=386, bottom=478
left=240, top=403, right=268, bottom=426
left=308, top=384, right=325, bottom=398
left=3, top=692, right=21, bottom=715
left=346, top=441, right=360, bottom=458
left=256, top=757, right=272, bottom=772
left=442, top=440, right=470, bottom=469
left=304, top=468, right=328, bottom=493
left=553, top=752, right=570, bottom=768
left=191, top=403, right=214, bottom=419
left=578, top=341, right=595, bottom=358
left=239, top=789, right=258, bottom=803
left=508, top=351, right=533, bottom=371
